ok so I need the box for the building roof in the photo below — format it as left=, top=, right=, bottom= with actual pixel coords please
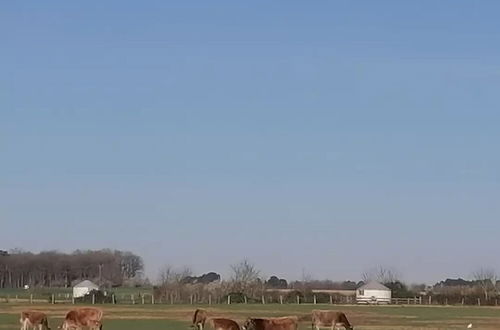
left=358, top=281, right=390, bottom=291
left=74, top=280, right=99, bottom=289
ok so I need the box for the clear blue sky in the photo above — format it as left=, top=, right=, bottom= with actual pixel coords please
left=1, top=1, right=499, bottom=284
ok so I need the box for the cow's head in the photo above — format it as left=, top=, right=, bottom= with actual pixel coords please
left=242, top=318, right=255, bottom=330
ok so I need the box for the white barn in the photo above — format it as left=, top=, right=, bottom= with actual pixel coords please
left=356, top=281, right=391, bottom=304
left=73, top=280, right=99, bottom=298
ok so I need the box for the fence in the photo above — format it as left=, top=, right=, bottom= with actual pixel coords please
left=1, top=292, right=497, bottom=307
left=0, top=292, right=154, bottom=305
left=391, top=297, right=422, bottom=305
left=0, top=293, right=355, bottom=305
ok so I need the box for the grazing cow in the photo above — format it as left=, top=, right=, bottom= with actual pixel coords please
left=60, top=308, right=103, bottom=330
left=192, top=309, right=208, bottom=330
left=242, top=317, right=298, bottom=330
left=207, top=318, right=240, bottom=330
left=311, top=310, right=353, bottom=330
left=20, top=311, right=50, bottom=330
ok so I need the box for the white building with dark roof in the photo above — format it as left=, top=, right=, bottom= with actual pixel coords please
left=73, top=280, right=99, bottom=298
left=356, top=281, right=391, bottom=304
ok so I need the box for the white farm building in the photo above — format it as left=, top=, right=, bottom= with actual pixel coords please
left=73, top=280, right=99, bottom=298
left=356, top=281, right=391, bottom=304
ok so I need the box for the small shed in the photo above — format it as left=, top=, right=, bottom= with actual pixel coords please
left=356, top=281, right=391, bottom=304
left=73, top=280, right=99, bottom=298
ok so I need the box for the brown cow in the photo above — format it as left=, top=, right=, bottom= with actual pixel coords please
left=60, top=308, right=103, bottom=330
left=311, top=310, right=353, bottom=330
left=242, top=317, right=298, bottom=330
left=207, top=318, right=240, bottom=330
left=20, top=311, right=50, bottom=330
left=192, top=309, right=208, bottom=330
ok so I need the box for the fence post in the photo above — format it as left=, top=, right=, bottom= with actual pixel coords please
left=227, top=295, right=231, bottom=305
left=330, top=295, right=333, bottom=304
left=428, top=296, right=432, bottom=305
left=142, top=294, right=145, bottom=305
left=30, top=294, right=33, bottom=304
left=296, top=295, right=300, bottom=304
left=209, top=294, right=212, bottom=305
left=152, top=294, right=155, bottom=305
left=92, top=294, right=95, bottom=305
left=313, top=295, right=317, bottom=304
left=280, top=295, right=283, bottom=305
left=131, top=294, right=135, bottom=305
left=262, top=295, right=265, bottom=304
left=112, top=294, right=116, bottom=304
left=72, top=295, right=75, bottom=304
left=170, top=293, right=174, bottom=305
left=190, top=295, right=193, bottom=305
left=244, top=296, right=247, bottom=304
left=52, top=294, right=55, bottom=304
left=478, top=298, right=481, bottom=306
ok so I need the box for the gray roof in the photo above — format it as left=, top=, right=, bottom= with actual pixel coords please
left=358, top=281, right=390, bottom=291
left=74, top=280, right=99, bottom=289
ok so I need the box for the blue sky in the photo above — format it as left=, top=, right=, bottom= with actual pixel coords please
left=1, top=1, right=499, bottom=283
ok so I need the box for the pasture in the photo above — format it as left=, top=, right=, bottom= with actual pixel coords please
left=1, top=303, right=500, bottom=329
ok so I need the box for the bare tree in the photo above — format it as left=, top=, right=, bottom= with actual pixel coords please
left=298, top=268, right=314, bottom=291
left=229, top=259, right=260, bottom=295
left=472, top=268, right=497, bottom=301
left=158, top=265, right=192, bottom=285
left=158, top=265, right=175, bottom=285
left=362, top=265, right=400, bottom=284
left=156, top=265, right=193, bottom=303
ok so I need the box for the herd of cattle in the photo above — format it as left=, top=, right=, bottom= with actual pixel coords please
left=193, top=309, right=354, bottom=330
left=20, top=308, right=103, bottom=330
left=19, top=308, right=353, bottom=330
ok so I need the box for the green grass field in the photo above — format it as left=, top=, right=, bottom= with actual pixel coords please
left=1, top=303, right=499, bottom=329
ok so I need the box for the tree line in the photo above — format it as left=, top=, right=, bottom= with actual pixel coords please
left=153, top=262, right=500, bottom=305
left=0, top=249, right=144, bottom=288
left=154, top=260, right=391, bottom=304
left=2, top=249, right=499, bottom=306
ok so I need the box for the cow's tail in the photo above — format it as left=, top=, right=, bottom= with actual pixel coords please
left=192, top=309, right=200, bottom=325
